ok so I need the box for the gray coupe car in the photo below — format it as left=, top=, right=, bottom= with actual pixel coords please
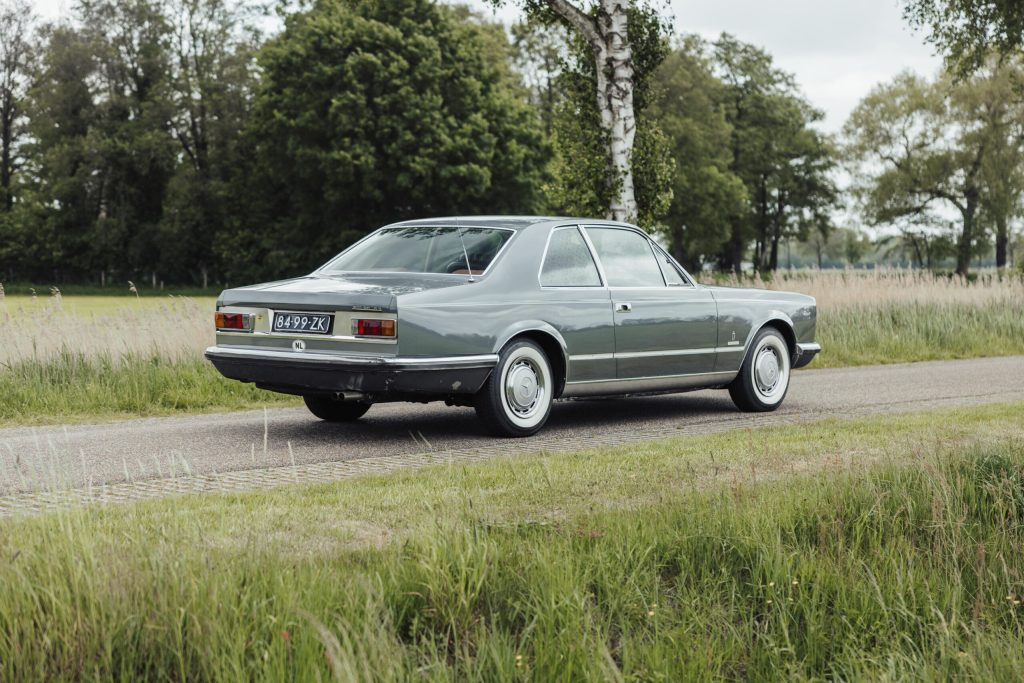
left=206, top=216, right=820, bottom=437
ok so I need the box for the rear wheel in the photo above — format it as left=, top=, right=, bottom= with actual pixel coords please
left=303, top=395, right=371, bottom=422
left=728, top=327, right=792, bottom=412
left=475, top=340, right=553, bottom=437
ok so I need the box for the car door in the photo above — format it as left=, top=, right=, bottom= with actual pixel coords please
left=583, top=226, right=718, bottom=380
left=538, top=225, right=615, bottom=383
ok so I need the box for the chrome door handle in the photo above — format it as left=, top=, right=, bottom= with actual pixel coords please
left=615, top=302, right=632, bottom=312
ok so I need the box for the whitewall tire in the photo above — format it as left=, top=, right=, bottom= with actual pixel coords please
left=475, top=340, right=554, bottom=437
left=728, top=327, right=792, bottom=412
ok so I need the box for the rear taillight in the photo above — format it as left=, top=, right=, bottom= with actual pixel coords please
left=215, top=312, right=251, bottom=331
left=352, top=318, right=396, bottom=337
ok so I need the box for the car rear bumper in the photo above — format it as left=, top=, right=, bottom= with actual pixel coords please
left=205, top=346, right=497, bottom=398
left=793, top=342, right=821, bottom=369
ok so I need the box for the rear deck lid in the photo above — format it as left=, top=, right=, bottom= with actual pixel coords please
left=218, top=274, right=465, bottom=313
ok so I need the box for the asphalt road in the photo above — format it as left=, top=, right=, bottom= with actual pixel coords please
left=2, top=356, right=1023, bottom=498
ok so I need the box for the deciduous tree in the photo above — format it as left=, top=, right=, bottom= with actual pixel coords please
left=231, top=0, right=548, bottom=279
left=0, top=0, right=34, bottom=214
left=845, top=66, right=1024, bottom=275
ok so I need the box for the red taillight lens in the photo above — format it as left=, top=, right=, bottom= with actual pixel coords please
left=353, top=319, right=395, bottom=337
left=215, top=312, right=248, bottom=330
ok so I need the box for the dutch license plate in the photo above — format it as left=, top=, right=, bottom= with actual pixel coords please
left=272, top=312, right=334, bottom=335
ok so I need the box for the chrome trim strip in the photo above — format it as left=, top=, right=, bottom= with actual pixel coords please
left=217, top=330, right=397, bottom=345
left=206, top=346, right=498, bottom=368
left=569, top=347, right=744, bottom=362
left=562, top=370, right=738, bottom=398
left=797, top=342, right=821, bottom=354
left=569, top=353, right=616, bottom=362
left=615, top=348, right=714, bottom=359
left=566, top=370, right=735, bottom=386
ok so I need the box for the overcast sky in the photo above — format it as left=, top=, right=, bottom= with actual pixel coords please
left=30, top=0, right=943, bottom=133
left=464, top=0, right=944, bottom=134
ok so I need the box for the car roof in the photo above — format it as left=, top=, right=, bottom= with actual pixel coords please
left=386, top=216, right=640, bottom=231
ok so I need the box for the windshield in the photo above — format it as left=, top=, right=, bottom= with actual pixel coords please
left=319, top=226, right=514, bottom=276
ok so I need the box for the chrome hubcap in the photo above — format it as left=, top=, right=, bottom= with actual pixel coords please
left=755, top=347, right=781, bottom=393
left=504, top=359, right=543, bottom=416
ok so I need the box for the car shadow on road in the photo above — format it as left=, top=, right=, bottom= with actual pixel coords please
left=274, top=391, right=744, bottom=449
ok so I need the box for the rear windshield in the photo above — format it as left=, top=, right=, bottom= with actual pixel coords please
left=320, top=227, right=513, bottom=276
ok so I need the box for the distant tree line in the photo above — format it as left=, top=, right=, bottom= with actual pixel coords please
left=0, top=0, right=1021, bottom=287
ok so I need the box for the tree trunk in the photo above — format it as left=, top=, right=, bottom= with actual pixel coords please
left=995, top=215, right=1008, bottom=270
left=728, top=220, right=744, bottom=274
left=769, top=230, right=781, bottom=271
left=595, top=1, right=636, bottom=221
left=956, top=199, right=976, bottom=277
left=546, top=0, right=637, bottom=221
left=1, top=100, right=12, bottom=212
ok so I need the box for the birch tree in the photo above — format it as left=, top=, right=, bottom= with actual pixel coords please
left=495, top=0, right=646, bottom=221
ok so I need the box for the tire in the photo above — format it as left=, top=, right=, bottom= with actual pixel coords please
left=475, top=339, right=554, bottom=437
left=728, top=327, right=792, bottom=412
left=303, top=395, right=371, bottom=422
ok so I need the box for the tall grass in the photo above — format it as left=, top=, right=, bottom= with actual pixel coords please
left=708, top=267, right=1024, bottom=310
left=1, top=407, right=1023, bottom=680
left=0, top=295, right=295, bottom=424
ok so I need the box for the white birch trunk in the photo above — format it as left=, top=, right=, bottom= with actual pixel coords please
left=596, top=0, right=636, bottom=221
left=547, top=0, right=638, bottom=221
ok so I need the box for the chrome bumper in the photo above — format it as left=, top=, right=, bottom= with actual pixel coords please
left=793, top=342, right=821, bottom=369
left=204, top=346, right=498, bottom=397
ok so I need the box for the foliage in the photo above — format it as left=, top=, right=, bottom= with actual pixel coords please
left=647, top=35, right=745, bottom=270
left=904, top=0, right=1024, bottom=75
left=3, top=406, right=1024, bottom=678
left=224, top=0, right=549, bottom=279
left=544, top=2, right=674, bottom=227
left=713, top=34, right=837, bottom=274
left=844, top=64, right=1024, bottom=275
left=0, top=0, right=35, bottom=216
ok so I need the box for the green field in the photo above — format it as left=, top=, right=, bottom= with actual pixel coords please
left=2, top=404, right=1023, bottom=680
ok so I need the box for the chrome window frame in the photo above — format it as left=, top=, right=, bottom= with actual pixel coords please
left=537, top=224, right=607, bottom=289
left=649, top=241, right=696, bottom=287
left=582, top=225, right=671, bottom=290
left=313, top=225, right=518, bottom=280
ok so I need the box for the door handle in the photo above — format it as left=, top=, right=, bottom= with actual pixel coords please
left=615, top=302, right=632, bottom=312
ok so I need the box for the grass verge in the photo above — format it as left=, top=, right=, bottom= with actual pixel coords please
left=816, top=299, right=1024, bottom=367
left=2, top=403, right=1024, bottom=680
left=0, top=353, right=297, bottom=426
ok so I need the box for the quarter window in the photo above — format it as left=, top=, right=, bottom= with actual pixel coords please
left=653, top=245, right=689, bottom=286
left=540, top=228, right=602, bottom=287
left=584, top=228, right=665, bottom=287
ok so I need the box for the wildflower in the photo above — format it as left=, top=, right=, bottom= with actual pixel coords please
left=792, top=580, right=799, bottom=586
left=768, top=581, right=775, bottom=587
left=766, top=599, right=773, bottom=605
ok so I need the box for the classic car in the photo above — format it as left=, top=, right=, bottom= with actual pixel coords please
left=206, top=217, right=820, bottom=437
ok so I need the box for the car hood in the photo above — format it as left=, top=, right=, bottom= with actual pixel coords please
left=217, top=273, right=466, bottom=312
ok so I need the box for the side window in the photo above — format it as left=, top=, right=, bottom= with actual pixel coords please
left=584, top=227, right=665, bottom=287
left=652, top=245, right=689, bottom=286
left=540, top=228, right=602, bottom=287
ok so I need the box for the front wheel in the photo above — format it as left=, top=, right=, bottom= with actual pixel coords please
left=728, top=327, right=792, bottom=412
left=475, top=340, right=554, bottom=437
left=303, top=395, right=371, bottom=422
